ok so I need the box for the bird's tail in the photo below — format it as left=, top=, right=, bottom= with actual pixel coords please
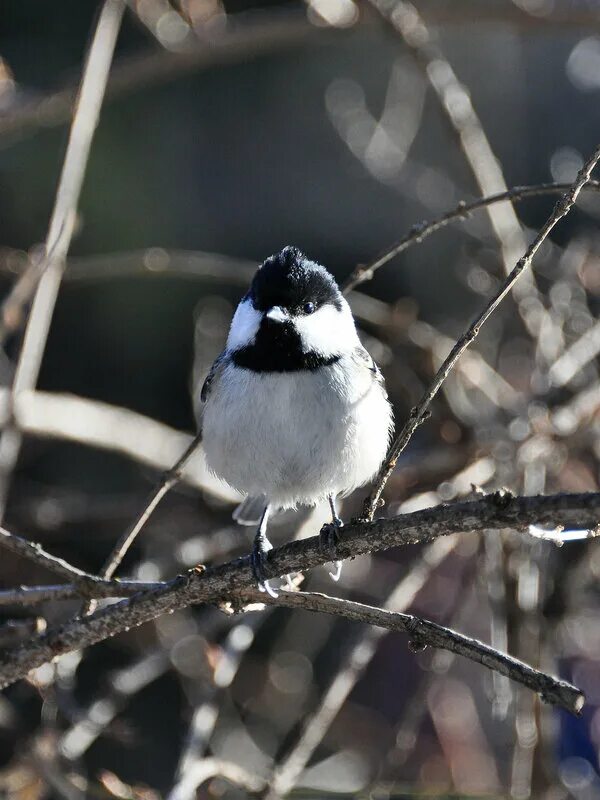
left=232, top=494, right=268, bottom=526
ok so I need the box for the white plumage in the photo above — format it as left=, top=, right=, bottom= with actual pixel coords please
left=201, top=349, right=392, bottom=509
left=195, top=247, right=393, bottom=591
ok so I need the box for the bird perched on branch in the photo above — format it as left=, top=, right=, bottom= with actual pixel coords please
left=196, top=246, right=393, bottom=595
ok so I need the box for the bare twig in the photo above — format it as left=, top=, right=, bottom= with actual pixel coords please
left=167, top=758, right=265, bottom=799
left=0, top=520, right=167, bottom=597
left=0, top=0, right=124, bottom=516
left=342, top=181, right=600, bottom=293
left=0, top=579, right=167, bottom=607
left=365, top=0, right=527, bottom=278
left=255, top=590, right=583, bottom=714
left=0, top=525, right=103, bottom=584
left=81, top=432, right=204, bottom=616
left=548, top=320, right=600, bottom=388
left=362, top=144, right=600, bottom=520
left=0, top=520, right=167, bottom=603
left=408, top=320, right=521, bottom=413
left=0, top=491, right=597, bottom=691
left=60, top=649, right=170, bottom=760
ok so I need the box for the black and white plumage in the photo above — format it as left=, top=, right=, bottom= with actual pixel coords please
left=196, top=247, right=393, bottom=594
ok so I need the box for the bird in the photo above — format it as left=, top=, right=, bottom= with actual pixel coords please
left=196, top=246, right=393, bottom=595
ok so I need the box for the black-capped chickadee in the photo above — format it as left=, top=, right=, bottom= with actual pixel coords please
left=196, top=247, right=393, bottom=595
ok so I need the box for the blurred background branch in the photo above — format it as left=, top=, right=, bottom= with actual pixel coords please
left=1, top=1, right=600, bottom=798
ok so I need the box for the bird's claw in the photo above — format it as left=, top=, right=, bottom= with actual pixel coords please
left=251, top=538, right=278, bottom=598
left=329, top=560, right=342, bottom=582
left=320, top=518, right=344, bottom=582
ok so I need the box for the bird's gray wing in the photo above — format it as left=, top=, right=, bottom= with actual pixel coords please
left=200, top=356, right=269, bottom=527
left=200, top=351, right=227, bottom=403
left=353, top=345, right=387, bottom=395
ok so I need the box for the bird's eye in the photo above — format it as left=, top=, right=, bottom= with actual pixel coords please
left=303, top=302, right=316, bottom=315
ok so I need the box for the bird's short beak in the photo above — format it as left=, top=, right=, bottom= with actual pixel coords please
left=265, top=306, right=287, bottom=323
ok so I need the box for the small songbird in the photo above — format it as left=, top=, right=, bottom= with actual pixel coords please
left=196, top=247, right=393, bottom=595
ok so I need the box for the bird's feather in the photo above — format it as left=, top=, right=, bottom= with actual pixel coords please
left=352, top=345, right=387, bottom=394
left=200, top=352, right=227, bottom=403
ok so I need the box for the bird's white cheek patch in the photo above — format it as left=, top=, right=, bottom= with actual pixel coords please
left=227, top=299, right=262, bottom=350
left=295, top=303, right=358, bottom=357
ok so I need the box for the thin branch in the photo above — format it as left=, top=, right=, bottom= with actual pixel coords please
left=366, top=0, right=527, bottom=280
left=81, top=431, right=204, bottom=616
left=0, top=491, right=597, bottom=691
left=342, top=180, right=600, bottom=293
left=254, top=589, right=584, bottom=715
left=408, top=320, right=522, bottom=413
left=0, top=579, right=167, bottom=607
left=0, top=521, right=166, bottom=602
left=102, top=431, right=204, bottom=583
left=0, top=0, right=124, bottom=517
left=3, top=389, right=237, bottom=500
left=362, top=143, right=600, bottom=520
left=60, top=649, right=170, bottom=760
left=548, top=320, right=600, bottom=388
left=167, top=758, right=265, bottom=799
left=0, top=525, right=101, bottom=584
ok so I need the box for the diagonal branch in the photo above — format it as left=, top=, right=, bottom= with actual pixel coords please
left=366, top=0, right=527, bottom=278
left=0, top=0, right=125, bottom=518
left=362, top=143, right=600, bottom=520
left=341, top=180, right=600, bottom=293
left=80, top=432, right=204, bottom=616
left=0, top=524, right=167, bottom=602
left=0, top=525, right=102, bottom=584
left=252, top=589, right=583, bottom=715
left=0, top=491, right=597, bottom=692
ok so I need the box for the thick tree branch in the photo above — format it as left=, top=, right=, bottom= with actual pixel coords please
left=362, top=143, right=600, bottom=519
left=0, top=491, right=597, bottom=691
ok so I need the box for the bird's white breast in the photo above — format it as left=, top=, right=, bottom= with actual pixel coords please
left=201, top=355, right=392, bottom=508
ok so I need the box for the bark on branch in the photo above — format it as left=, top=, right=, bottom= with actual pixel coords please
left=0, top=491, right=597, bottom=696
left=252, top=589, right=584, bottom=714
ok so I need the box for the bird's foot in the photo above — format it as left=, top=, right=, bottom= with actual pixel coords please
left=251, top=535, right=278, bottom=598
left=320, top=516, right=344, bottom=582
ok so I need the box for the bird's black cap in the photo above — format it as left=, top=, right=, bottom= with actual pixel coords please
left=249, top=246, right=342, bottom=313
